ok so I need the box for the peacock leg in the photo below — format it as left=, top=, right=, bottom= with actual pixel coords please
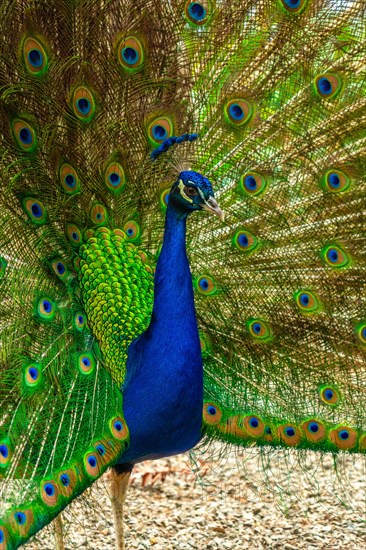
left=53, top=514, right=65, bottom=550
left=110, top=464, right=133, bottom=550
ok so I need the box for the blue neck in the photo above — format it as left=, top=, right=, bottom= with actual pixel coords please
left=120, top=204, right=203, bottom=464
left=151, top=205, right=192, bottom=329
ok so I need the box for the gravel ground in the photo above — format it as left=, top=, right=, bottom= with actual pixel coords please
left=25, top=446, right=366, bottom=549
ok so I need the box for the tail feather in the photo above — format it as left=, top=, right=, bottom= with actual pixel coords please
left=185, top=0, right=366, bottom=454
left=0, top=0, right=366, bottom=547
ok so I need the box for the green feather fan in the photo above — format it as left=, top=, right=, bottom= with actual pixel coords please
left=0, top=0, right=365, bottom=548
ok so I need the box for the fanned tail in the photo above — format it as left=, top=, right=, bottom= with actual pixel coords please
left=1, top=0, right=366, bottom=547
left=183, top=0, right=366, bottom=454
left=0, top=0, right=184, bottom=545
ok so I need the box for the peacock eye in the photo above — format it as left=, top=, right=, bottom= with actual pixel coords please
left=184, top=185, right=198, bottom=197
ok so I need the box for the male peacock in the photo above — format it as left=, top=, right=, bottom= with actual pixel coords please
left=0, top=0, right=365, bottom=548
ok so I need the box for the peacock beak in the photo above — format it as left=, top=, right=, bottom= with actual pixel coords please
left=202, top=196, right=225, bottom=222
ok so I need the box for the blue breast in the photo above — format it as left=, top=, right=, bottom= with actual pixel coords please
left=118, top=205, right=203, bottom=464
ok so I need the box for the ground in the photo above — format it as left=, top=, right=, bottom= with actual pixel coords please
left=25, top=446, right=366, bottom=549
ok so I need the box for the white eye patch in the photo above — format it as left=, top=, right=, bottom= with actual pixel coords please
left=197, top=187, right=205, bottom=200
left=178, top=179, right=193, bottom=203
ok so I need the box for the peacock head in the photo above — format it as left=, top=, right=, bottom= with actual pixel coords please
left=169, top=170, right=224, bottom=221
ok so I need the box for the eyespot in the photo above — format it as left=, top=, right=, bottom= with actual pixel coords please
left=232, top=229, right=258, bottom=252
left=22, top=198, right=47, bottom=225
left=72, top=86, right=96, bottom=122
left=247, top=318, right=272, bottom=341
left=321, top=169, right=350, bottom=193
left=278, top=424, right=302, bottom=446
left=124, top=220, right=141, bottom=241
left=195, top=275, right=217, bottom=295
left=12, top=119, right=37, bottom=152
left=84, top=451, right=102, bottom=477
left=24, top=363, right=42, bottom=387
left=355, top=322, right=366, bottom=345
left=88, top=455, right=97, bottom=468
left=279, top=0, right=308, bottom=13
left=315, top=73, right=342, bottom=99
left=322, top=243, right=350, bottom=268
left=225, top=99, right=254, bottom=126
left=60, top=473, right=70, bottom=486
left=239, top=172, right=268, bottom=196
left=58, top=468, right=77, bottom=497
left=74, top=312, right=86, bottom=331
left=55, top=262, right=65, bottom=276
left=105, top=162, right=125, bottom=193
left=147, top=116, right=174, bottom=146
left=96, top=443, right=107, bottom=457
left=51, top=259, right=68, bottom=281
left=184, top=1, right=210, bottom=25
left=96, top=444, right=106, bottom=456
left=203, top=402, right=222, bottom=424
left=319, top=385, right=341, bottom=407
left=90, top=203, right=108, bottom=225
left=117, top=36, right=144, bottom=71
left=66, top=224, right=83, bottom=246
left=243, top=415, right=265, bottom=437
left=263, top=425, right=274, bottom=441
left=23, top=37, right=48, bottom=75
left=160, top=189, right=170, bottom=210
left=36, top=297, right=56, bottom=321
left=109, top=416, right=129, bottom=440
left=78, top=352, right=95, bottom=375
left=0, top=526, right=10, bottom=547
left=301, top=418, right=326, bottom=443
left=11, top=509, right=34, bottom=536
left=59, top=163, right=81, bottom=194
left=0, top=440, right=11, bottom=467
left=41, top=480, right=60, bottom=506
left=294, top=290, right=321, bottom=314
left=15, top=512, right=26, bottom=525
left=0, top=256, right=7, bottom=278
left=330, top=426, right=357, bottom=450
left=93, top=439, right=116, bottom=464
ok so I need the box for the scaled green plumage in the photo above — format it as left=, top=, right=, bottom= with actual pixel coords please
left=78, top=227, right=154, bottom=383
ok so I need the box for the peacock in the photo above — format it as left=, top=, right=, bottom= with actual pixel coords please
left=0, top=0, right=365, bottom=548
